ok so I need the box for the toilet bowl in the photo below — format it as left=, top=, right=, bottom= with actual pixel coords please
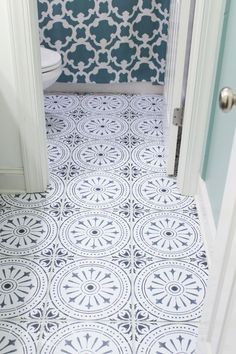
left=40, top=47, right=62, bottom=89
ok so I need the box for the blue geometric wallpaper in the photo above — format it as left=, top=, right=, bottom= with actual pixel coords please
left=37, top=0, right=170, bottom=84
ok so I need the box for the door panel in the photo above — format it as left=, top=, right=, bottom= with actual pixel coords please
left=198, top=0, right=236, bottom=352
left=202, top=0, right=236, bottom=225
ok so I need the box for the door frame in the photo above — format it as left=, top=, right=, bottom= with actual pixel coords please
left=164, top=0, right=192, bottom=175
left=181, top=0, right=236, bottom=351
left=177, top=0, right=226, bottom=196
left=6, top=0, right=48, bottom=192
left=197, top=130, right=236, bottom=354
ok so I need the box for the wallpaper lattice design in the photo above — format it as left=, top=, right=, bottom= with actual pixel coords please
left=37, top=0, right=170, bottom=84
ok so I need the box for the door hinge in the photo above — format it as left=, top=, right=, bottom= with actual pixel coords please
left=173, top=107, right=184, bottom=127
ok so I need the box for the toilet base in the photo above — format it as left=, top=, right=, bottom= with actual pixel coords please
left=42, top=66, right=62, bottom=90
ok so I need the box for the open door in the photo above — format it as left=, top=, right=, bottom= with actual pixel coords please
left=197, top=1, right=236, bottom=352
left=164, top=0, right=195, bottom=175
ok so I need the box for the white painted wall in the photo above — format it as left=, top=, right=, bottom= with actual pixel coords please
left=0, top=0, right=49, bottom=193
left=0, top=1, right=24, bottom=190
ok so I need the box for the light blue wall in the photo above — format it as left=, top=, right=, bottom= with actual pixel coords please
left=37, top=0, right=170, bottom=84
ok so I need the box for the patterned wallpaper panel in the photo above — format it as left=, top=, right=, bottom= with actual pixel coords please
left=37, top=0, right=170, bottom=84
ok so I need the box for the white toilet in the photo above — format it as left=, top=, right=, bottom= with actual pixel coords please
left=40, top=47, right=62, bottom=89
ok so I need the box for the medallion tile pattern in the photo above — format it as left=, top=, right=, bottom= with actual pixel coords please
left=0, top=321, right=37, bottom=354
left=132, top=142, right=167, bottom=173
left=60, top=211, right=130, bottom=257
left=1, top=174, right=64, bottom=209
left=77, top=114, right=129, bottom=139
left=0, top=93, right=208, bottom=352
left=135, top=260, right=207, bottom=322
left=133, top=175, right=194, bottom=210
left=50, top=259, right=131, bottom=320
left=0, top=258, right=48, bottom=319
left=41, top=322, right=132, bottom=354
left=136, top=323, right=198, bottom=354
left=0, top=209, right=57, bottom=256
left=133, top=212, right=202, bottom=259
left=72, top=140, right=129, bottom=170
left=67, top=172, right=130, bottom=209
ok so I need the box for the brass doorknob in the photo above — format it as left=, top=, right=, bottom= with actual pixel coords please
left=219, top=87, right=236, bottom=112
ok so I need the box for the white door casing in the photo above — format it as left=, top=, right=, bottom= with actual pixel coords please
left=197, top=127, right=236, bottom=354
left=164, top=0, right=192, bottom=175
left=195, top=0, right=236, bottom=352
left=10, top=0, right=49, bottom=192
left=165, top=0, right=236, bottom=351
left=0, top=0, right=48, bottom=193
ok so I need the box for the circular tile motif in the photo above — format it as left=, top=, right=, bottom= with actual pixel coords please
left=131, top=117, right=164, bottom=138
left=134, top=212, right=202, bottom=259
left=41, top=322, right=132, bottom=353
left=60, top=211, right=130, bottom=257
left=81, top=95, right=128, bottom=113
left=44, top=95, right=79, bottom=113
left=46, top=113, right=74, bottom=138
left=1, top=174, right=64, bottom=208
left=135, top=260, right=207, bottom=321
left=48, top=141, right=70, bottom=167
left=77, top=115, right=128, bottom=139
left=133, top=175, right=193, bottom=210
left=0, top=258, right=47, bottom=318
left=51, top=260, right=130, bottom=319
left=130, top=95, right=164, bottom=114
left=132, top=142, right=166, bottom=172
left=67, top=172, right=129, bottom=209
left=0, top=210, right=57, bottom=256
left=72, top=141, right=129, bottom=170
left=0, top=322, right=36, bottom=354
left=137, top=323, right=197, bottom=354
left=131, top=95, right=164, bottom=114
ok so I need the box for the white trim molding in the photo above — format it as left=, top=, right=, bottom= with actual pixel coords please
left=0, top=169, right=25, bottom=193
left=165, top=0, right=193, bottom=175
left=177, top=0, right=226, bottom=196
left=7, top=0, right=48, bottom=192
left=47, top=82, right=164, bottom=95
left=195, top=177, right=216, bottom=267
left=197, top=129, right=236, bottom=354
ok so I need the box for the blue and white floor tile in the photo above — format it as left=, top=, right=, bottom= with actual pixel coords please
left=0, top=257, right=49, bottom=321
left=0, top=208, right=58, bottom=257
left=133, top=211, right=202, bottom=259
left=44, top=94, right=80, bottom=113
left=72, top=140, right=130, bottom=171
left=58, top=210, right=130, bottom=258
left=80, top=94, right=129, bottom=113
left=40, top=321, right=133, bottom=354
left=134, top=259, right=207, bottom=322
left=47, top=257, right=132, bottom=322
left=134, top=322, right=198, bottom=353
left=0, top=93, right=208, bottom=353
left=0, top=320, right=39, bottom=353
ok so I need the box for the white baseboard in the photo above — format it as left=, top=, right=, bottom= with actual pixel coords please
left=0, top=168, right=25, bottom=193
left=195, top=176, right=216, bottom=267
left=46, top=82, right=164, bottom=95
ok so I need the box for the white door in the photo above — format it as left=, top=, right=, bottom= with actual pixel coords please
left=197, top=0, right=236, bottom=352
left=164, top=0, right=194, bottom=175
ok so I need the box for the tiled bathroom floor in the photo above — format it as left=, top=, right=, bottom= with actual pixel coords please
left=0, top=94, right=208, bottom=353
